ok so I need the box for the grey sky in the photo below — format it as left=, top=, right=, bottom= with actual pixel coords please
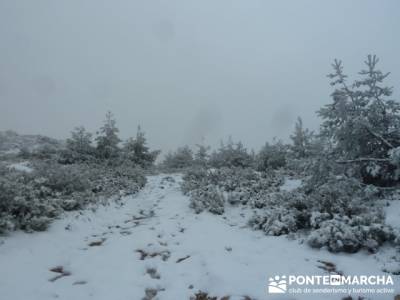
left=1, top=0, right=399, bottom=153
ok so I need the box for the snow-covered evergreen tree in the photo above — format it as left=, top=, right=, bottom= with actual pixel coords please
left=123, top=126, right=160, bottom=168
left=162, top=146, right=194, bottom=169
left=256, top=139, right=287, bottom=170
left=194, top=143, right=210, bottom=167
left=59, top=126, right=94, bottom=163
left=318, top=55, right=400, bottom=184
left=290, top=117, right=313, bottom=159
left=67, top=126, right=93, bottom=155
left=209, top=138, right=253, bottom=168
left=95, top=111, right=121, bottom=160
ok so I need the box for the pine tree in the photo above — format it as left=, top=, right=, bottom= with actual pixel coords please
left=290, top=117, right=313, bottom=158
left=256, top=139, right=287, bottom=171
left=123, top=126, right=160, bottom=167
left=194, top=143, right=210, bottom=167
left=209, top=138, right=253, bottom=168
left=319, top=55, right=400, bottom=160
left=66, top=126, right=93, bottom=155
left=318, top=55, right=400, bottom=184
left=163, top=146, right=194, bottom=169
left=95, top=111, right=121, bottom=160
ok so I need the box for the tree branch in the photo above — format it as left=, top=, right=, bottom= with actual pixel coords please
left=363, top=125, right=394, bottom=149
left=336, top=158, right=390, bottom=164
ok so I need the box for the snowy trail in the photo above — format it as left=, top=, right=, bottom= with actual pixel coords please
left=0, top=174, right=398, bottom=300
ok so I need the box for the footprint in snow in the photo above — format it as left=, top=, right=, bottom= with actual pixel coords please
left=48, top=266, right=71, bottom=282
left=142, top=287, right=165, bottom=300
left=136, top=249, right=171, bottom=261
left=146, top=267, right=161, bottom=279
left=88, top=238, right=106, bottom=247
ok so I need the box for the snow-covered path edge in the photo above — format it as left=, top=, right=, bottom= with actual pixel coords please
left=0, top=174, right=398, bottom=300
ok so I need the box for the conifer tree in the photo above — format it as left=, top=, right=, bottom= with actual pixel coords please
left=66, top=126, right=93, bottom=155
left=123, top=126, right=159, bottom=167
left=290, top=117, right=313, bottom=159
left=318, top=55, right=400, bottom=184
left=319, top=55, right=400, bottom=160
left=95, top=111, right=121, bottom=160
left=194, top=143, right=210, bottom=167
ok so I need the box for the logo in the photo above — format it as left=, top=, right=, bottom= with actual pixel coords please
left=329, top=275, right=342, bottom=286
left=266, top=274, right=395, bottom=296
left=267, top=275, right=287, bottom=294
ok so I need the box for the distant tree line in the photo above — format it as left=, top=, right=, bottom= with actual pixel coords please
left=20, top=111, right=161, bottom=169
left=163, top=55, right=400, bottom=187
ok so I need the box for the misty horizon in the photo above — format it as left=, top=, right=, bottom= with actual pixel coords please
left=1, top=0, right=399, bottom=153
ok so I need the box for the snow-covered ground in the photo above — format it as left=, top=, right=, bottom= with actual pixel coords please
left=7, top=161, right=33, bottom=173
left=280, top=178, right=302, bottom=192
left=385, top=200, right=400, bottom=230
left=0, top=174, right=398, bottom=300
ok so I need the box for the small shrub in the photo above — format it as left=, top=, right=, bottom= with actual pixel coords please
left=182, top=166, right=284, bottom=215
left=307, top=216, right=396, bottom=253
left=162, top=146, right=194, bottom=170
left=255, top=141, right=288, bottom=171
left=33, top=162, right=90, bottom=195
left=189, top=185, right=225, bottom=215
left=248, top=176, right=398, bottom=253
left=209, top=140, right=253, bottom=169
left=0, top=160, right=146, bottom=234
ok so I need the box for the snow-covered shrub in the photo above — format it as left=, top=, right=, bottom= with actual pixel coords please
left=33, top=162, right=90, bottom=196
left=32, top=144, right=61, bottom=160
left=249, top=206, right=300, bottom=236
left=209, top=167, right=283, bottom=196
left=104, top=163, right=147, bottom=195
left=248, top=176, right=397, bottom=253
left=0, top=160, right=147, bottom=233
left=182, top=166, right=284, bottom=214
left=303, top=155, right=345, bottom=191
left=181, top=167, right=209, bottom=195
left=248, top=191, right=310, bottom=235
left=189, top=184, right=225, bottom=215
left=255, top=140, right=288, bottom=171
left=389, top=147, right=400, bottom=166
left=74, top=162, right=146, bottom=197
left=307, top=216, right=396, bottom=253
left=162, top=146, right=194, bottom=170
left=307, top=178, right=398, bottom=253
left=307, top=177, right=364, bottom=217
left=209, top=139, right=253, bottom=169
left=0, top=166, right=61, bottom=233
left=28, top=216, right=53, bottom=231
left=182, top=167, right=226, bottom=214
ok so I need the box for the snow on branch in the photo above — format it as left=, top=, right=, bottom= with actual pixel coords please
left=336, top=157, right=390, bottom=164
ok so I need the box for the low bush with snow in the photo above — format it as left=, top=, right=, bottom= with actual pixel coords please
left=307, top=215, right=396, bottom=253
left=252, top=176, right=398, bottom=253
left=182, top=166, right=284, bottom=214
left=183, top=165, right=398, bottom=253
left=0, top=161, right=146, bottom=233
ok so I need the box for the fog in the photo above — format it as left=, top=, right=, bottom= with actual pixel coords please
left=1, top=0, right=399, bottom=152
